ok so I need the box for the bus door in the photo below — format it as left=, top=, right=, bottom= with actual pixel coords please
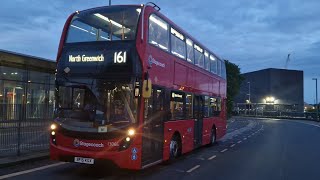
left=193, top=95, right=204, bottom=147
left=141, top=87, right=165, bottom=166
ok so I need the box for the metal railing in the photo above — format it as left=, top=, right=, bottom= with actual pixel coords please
left=0, top=104, right=53, bottom=157
left=234, top=109, right=319, bottom=120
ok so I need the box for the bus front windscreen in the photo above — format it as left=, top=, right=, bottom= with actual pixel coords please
left=66, top=6, right=141, bottom=43
left=57, top=82, right=138, bottom=127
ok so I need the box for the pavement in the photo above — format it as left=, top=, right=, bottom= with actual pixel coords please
left=0, top=152, right=49, bottom=168
left=1, top=117, right=320, bottom=179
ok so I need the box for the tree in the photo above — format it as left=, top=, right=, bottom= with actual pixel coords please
left=225, top=60, right=244, bottom=118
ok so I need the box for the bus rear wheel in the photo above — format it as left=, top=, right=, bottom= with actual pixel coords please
left=169, top=135, right=181, bottom=159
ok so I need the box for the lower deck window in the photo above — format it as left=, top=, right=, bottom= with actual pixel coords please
left=170, top=92, right=185, bottom=120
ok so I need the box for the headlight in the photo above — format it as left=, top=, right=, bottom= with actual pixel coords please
left=50, top=124, right=57, bottom=130
left=128, top=129, right=135, bottom=136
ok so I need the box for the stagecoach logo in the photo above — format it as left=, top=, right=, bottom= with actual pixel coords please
left=73, top=139, right=104, bottom=148
left=73, top=139, right=80, bottom=147
left=69, top=54, right=104, bottom=63
left=148, top=55, right=165, bottom=68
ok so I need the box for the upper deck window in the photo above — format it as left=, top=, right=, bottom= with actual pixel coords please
left=194, top=44, right=204, bottom=68
left=148, top=14, right=169, bottom=51
left=217, top=60, right=221, bottom=76
left=171, top=27, right=186, bottom=59
left=66, top=6, right=141, bottom=43
left=204, top=51, right=210, bottom=71
left=186, top=38, right=194, bottom=63
left=210, top=55, right=217, bottom=74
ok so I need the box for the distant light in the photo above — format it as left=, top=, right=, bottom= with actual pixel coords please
left=51, top=131, right=56, bottom=136
left=270, top=97, right=275, bottom=102
left=126, top=137, right=130, bottom=142
left=265, top=96, right=275, bottom=103
left=28, top=80, right=31, bottom=83
left=3, top=73, right=6, bottom=75
left=14, top=72, right=18, bottom=75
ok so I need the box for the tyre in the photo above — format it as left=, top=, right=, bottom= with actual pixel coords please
left=169, top=134, right=181, bottom=159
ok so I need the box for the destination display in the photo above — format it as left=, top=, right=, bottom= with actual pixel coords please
left=56, top=41, right=142, bottom=80
left=69, top=54, right=104, bottom=62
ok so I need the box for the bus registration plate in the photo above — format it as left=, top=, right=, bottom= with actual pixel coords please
left=74, top=157, right=94, bottom=164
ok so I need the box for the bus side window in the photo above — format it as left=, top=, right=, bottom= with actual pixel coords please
left=210, top=55, right=217, bottom=74
left=148, top=14, right=169, bottom=51
left=210, top=97, right=221, bottom=117
left=170, top=91, right=185, bottom=120
left=217, top=60, right=221, bottom=76
left=186, top=38, right=194, bottom=64
left=204, top=51, right=210, bottom=71
left=194, top=44, right=204, bottom=68
left=204, top=96, right=210, bottom=118
left=170, top=27, right=186, bottom=59
left=186, top=94, right=193, bottom=119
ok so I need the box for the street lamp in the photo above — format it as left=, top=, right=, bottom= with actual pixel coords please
left=247, top=82, right=251, bottom=103
left=312, top=78, right=319, bottom=121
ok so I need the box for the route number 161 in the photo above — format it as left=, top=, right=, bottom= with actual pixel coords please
left=114, top=51, right=127, bottom=64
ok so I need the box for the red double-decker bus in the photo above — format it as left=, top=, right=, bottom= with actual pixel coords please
left=50, top=3, right=226, bottom=170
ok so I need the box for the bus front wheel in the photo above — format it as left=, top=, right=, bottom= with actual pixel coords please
left=169, top=134, right=181, bottom=159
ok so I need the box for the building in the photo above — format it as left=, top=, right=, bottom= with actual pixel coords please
left=234, top=68, right=304, bottom=115
left=0, top=49, right=55, bottom=121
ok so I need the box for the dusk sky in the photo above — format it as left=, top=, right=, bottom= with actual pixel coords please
left=1, top=0, right=319, bottom=103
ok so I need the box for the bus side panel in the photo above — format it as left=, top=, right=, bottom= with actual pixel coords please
left=202, top=117, right=227, bottom=145
left=215, top=118, right=227, bottom=140
left=162, top=120, right=195, bottom=161
left=202, top=118, right=214, bottom=145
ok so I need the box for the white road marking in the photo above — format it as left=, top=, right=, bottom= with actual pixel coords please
left=221, top=149, right=228, bottom=153
left=0, top=162, right=67, bottom=180
left=243, top=137, right=247, bottom=140
left=230, top=144, right=236, bottom=148
left=237, top=140, right=242, bottom=143
left=175, top=169, right=185, bottom=173
left=208, top=155, right=217, bottom=160
left=186, top=165, right=200, bottom=173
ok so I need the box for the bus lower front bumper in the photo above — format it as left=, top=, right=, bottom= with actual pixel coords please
left=50, top=143, right=141, bottom=170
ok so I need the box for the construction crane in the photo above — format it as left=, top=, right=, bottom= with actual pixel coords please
left=285, top=53, right=291, bottom=69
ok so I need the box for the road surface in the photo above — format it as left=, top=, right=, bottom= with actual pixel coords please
left=1, top=118, right=320, bottom=180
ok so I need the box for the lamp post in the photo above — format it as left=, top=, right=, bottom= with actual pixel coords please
left=312, top=78, right=319, bottom=121
left=247, top=82, right=251, bottom=103
left=247, top=82, right=251, bottom=115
